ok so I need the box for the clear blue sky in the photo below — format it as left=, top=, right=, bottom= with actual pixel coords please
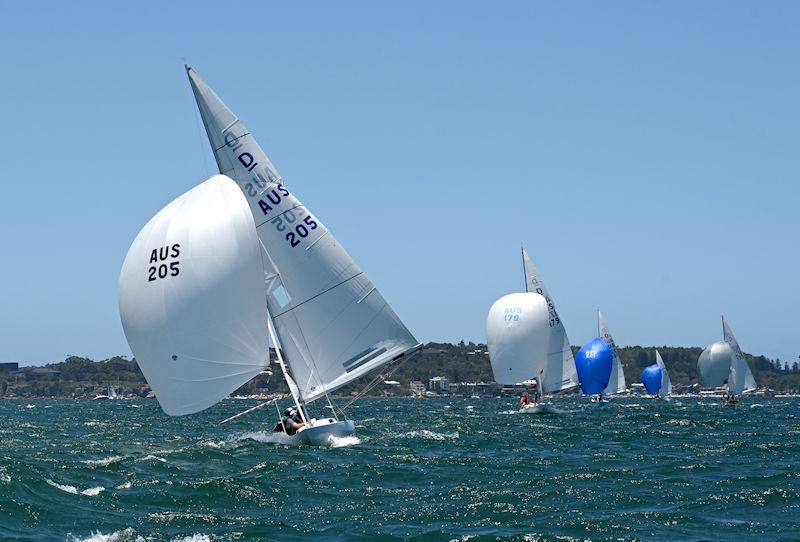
left=1, top=2, right=798, bottom=367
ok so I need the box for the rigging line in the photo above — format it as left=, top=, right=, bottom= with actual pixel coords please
left=339, top=347, right=421, bottom=414
left=184, top=61, right=213, bottom=178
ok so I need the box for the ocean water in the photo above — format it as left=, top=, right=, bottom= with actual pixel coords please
left=0, top=396, right=798, bottom=541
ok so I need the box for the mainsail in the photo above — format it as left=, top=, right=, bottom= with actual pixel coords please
left=119, top=175, right=271, bottom=415
left=655, top=350, right=672, bottom=399
left=187, top=67, right=420, bottom=403
left=598, top=311, right=627, bottom=395
left=723, top=317, right=757, bottom=395
left=521, top=249, right=579, bottom=393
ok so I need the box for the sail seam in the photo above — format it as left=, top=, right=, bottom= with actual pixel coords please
left=271, top=272, right=365, bottom=319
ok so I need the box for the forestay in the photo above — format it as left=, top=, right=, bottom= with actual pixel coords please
left=598, top=311, right=627, bottom=395
left=723, top=317, right=757, bottom=395
left=119, top=175, right=270, bottom=416
left=187, top=67, right=420, bottom=403
left=521, top=249, right=579, bottom=393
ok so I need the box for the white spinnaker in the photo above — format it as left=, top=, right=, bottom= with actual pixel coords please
left=698, top=341, right=733, bottom=389
left=655, top=350, right=672, bottom=399
left=487, top=293, right=550, bottom=385
left=119, top=175, right=270, bottom=416
left=723, top=317, right=757, bottom=395
left=598, top=311, right=627, bottom=395
left=187, top=67, right=420, bottom=403
left=521, top=249, right=578, bottom=393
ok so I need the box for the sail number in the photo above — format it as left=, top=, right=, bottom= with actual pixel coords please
left=534, top=287, right=561, bottom=328
left=270, top=210, right=318, bottom=248
left=504, top=307, right=522, bottom=321
left=147, top=244, right=180, bottom=282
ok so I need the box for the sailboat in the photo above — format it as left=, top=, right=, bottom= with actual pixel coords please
left=118, top=68, right=421, bottom=446
left=93, top=385, right=118, bottom=400
left=698, top=316, right=757, bottom=404
left=486, top=249, right=579, bottom=414
left=597, top=310, right=627, bottom=397
left=574, top=337, right=614, bottom=404
left=641, top=350, right=671, bottom=400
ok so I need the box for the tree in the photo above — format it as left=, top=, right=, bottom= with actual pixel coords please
left=793, top=362, right=799, bottom=373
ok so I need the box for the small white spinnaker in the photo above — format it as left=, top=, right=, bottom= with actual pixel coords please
left=487, top=292, right=550, bottom=385
left=598, top=311, right=627, bottom=395
left=119, top=175, right=270, bottom=416
left=697, top=341, right=732, bottom=389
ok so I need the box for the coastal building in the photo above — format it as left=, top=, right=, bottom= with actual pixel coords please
left=429, top=376, right=450, bottom=394
left=0, top=362, right=19, bottom=372
left=409, top=380, right=426, bottom=394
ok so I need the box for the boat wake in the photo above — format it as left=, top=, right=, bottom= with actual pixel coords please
left=326, top=434, right=362, bottom=448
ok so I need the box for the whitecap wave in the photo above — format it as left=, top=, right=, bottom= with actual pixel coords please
left=82, top=455, right=124, bottom=467
left=171, top=536, right=211, bottom=542
left=25, top=404, right=35, bottom=409
left=237, top=431, right=294, bottom=445
left=67, top=528, right=145, bottom=542
left=396, top=430, right=459, bottom=441
left=46, top=479, right=105, bottom=496
left=139, top=454, right=167, bottom=463
left=116, top=481, right=133, bottom=489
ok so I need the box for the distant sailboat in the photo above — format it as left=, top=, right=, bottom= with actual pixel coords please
left=698, top=316, right=757, bottom=404
left=641, top=350, right=671, bottom=400
left=487, top=249, right=578, bottom=414
left=93, top=385, right=118, bottom=400
left=574, top=337, right=614, bottom=404
left=597, top=311, right=627, bottom=396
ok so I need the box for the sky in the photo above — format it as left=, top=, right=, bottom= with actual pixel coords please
left=1, top=1, right=798, bottom=367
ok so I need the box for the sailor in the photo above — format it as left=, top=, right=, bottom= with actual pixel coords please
left=274, top=407, right=305, bottom=435
left=519, top=389, right=529, bottom=408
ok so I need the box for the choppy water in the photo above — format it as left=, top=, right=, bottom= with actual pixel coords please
left=1, top=396, right=798, bottom=541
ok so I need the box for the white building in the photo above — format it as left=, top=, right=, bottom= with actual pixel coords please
left=429, top=376, right=450, bottom=394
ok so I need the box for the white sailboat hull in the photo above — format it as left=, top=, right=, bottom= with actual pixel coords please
left=292, top=418, right=356, bottom=446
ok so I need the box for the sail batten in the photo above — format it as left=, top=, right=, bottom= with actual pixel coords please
left=187, top=67, right=419, bottom=403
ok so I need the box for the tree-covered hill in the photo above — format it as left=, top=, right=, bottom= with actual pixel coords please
left=2, top=342, right=799, bottom=398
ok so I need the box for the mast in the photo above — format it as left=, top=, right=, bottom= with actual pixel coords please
left=266, top=318, right=309, bottom=425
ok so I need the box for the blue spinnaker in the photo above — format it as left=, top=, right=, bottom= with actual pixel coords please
left=642, top=364, right=662, bottom=395
left=575, top=338, right=613, bottom=395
